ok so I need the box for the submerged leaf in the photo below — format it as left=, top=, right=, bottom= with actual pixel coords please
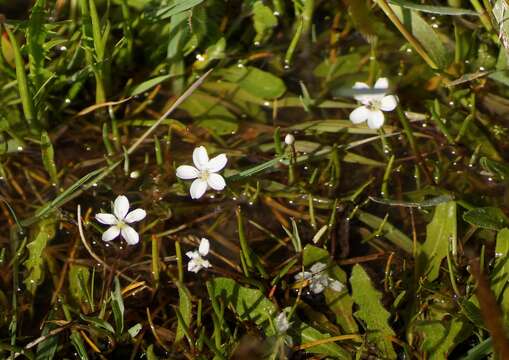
left=219, top=66, right=287, bottom=99
left=463, top=207, right=509, bottom=230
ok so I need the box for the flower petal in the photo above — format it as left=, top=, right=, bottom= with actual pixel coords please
left=275, top=312, right=290, bottom=333
left=294, top=271, right=311, bottom=281
left=199, top=238, right=210, bottom=256
left=310, top=281, right=325, bottom=294
left=121, top=225, right=139, bottom=245
left=207, top=173, right=226, bottom=191
left=186, top=250, right=199, bottom=259
left=380, top=95, right=398, bottom=112
left=310, top=262, right=327, bottom=274
left=188, top=259, right=200, bottom=273
left=96, top=213, right=117, bottom=225
left=328, top=279, right=345, bottom=292
left=207, top=154, right=227, bottom=172
left=102, top=226, right=120, bottom=242
left=190, top=178, right=208, bottom=199
left=352, top=82, right=370, bottom=102
left=192, top=146, right=209, bottom=170
left=201, top=259, right=211, bottom=269
left=125, top=208, right=146, bottom=223
left=367, top=110, right=385, bottom=129
left=176, top=165, right=199, bottom=180
left=113, top=195, right=130, bottom=220
left=349, top=106, right=370, bottom=124
left=374, top=77, right=389, bottom=90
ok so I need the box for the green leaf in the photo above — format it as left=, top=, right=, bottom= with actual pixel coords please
left=418, top=201, right=456, bottom=282
left=294, top=321, right=351, bottom=359
left=23, top=216, right=57, bottom=295
left=463, top=207, right=509, bottom=230
left=80, top=314, right=115, bottom=334
left=111, top=277, right=125, bottom=335
left=388, top=0, right=478, bottom=16
left=207, top=277, right=277, bottom=335
left=492, top=229, right=509, bottom=299
left=150, top=0, right=204, bottom=20
left=351, top=264, right=397, bottom=359
left=128, top=323, right=142, bottom=338
left=413, top=318, right=469, bottom=359
left=41, top=131, right=59, bottom=186
left=27, top=0, right=48, bottom=90
left=180, top=91, right=238, bottom=135
left=389, top=4, right=450, bottom=69
left=252, top=1, right=278, bottom=44
left=129, top=74, right=172, bottom=96
left=220, top=66, right=286, bottom=99
left=68, top=264, right=90, bottom=304
left=208, top=277, right=349, bottom=358
left=175, top=284, right=192, bottom=343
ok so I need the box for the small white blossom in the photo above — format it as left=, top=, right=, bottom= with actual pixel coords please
left=186, top=238, right=211, bottom=273
left=95, top=195, right=146, bottom=245
left=176, top=146, right=227, bottom=199
left=349, top=77, right=398, bottom=129
left=275, top=311, right=291, bottom=334
left=284, top=134, right=295, bottom=146
left=294, top=262, right=345, bottom=294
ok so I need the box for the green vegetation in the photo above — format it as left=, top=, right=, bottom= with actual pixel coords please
left=1, top=0, right=509, bottom=358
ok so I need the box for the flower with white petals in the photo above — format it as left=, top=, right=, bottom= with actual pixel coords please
left=349, top=77, right=398, bottom=129
left=284, top=134, right=295, bottom=146
left=95, top=195, right=146, bottom=245
left=186, top=238, right=211, bottom=273
left=176, top=146, right=228, bottom=199
left=294, top=262, right=345, bottom=294
left=275, top=311, right=291, bottom=334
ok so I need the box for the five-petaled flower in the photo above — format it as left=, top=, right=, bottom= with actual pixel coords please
left=294, top=262, right=344, bottom=294
left=95, top=195, right=146, bottom=245
left=176, top=146, right=228, bottom=199
left=349, top=77, right=398, bottom=129
left=186, top=238, right=211, bottom=273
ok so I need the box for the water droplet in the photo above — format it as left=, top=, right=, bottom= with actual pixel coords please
left=263, top=101, right=271, bottom=107
left=65, top=98, right=71, bottom=104
left=273, top=11, right=280, bottom=16
left=130, top=171, right=140, bottom=179
left=479, top=66, right=485, bottom=71
left=59, top=45, right=67, bottom=51
left=195, top=54, right=205, bottom=62
left=17, top=146, right=23, bottom=151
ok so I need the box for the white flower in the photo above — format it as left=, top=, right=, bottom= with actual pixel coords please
left=284, top=134, right=295, bottom=146
left=95, top=195, right=146, bottom=245
left=186, top=238, right=211, bottom=273
left=176, top=146, right=228, bottom=199
left=294, top=262, right=345, bottom=294
left=275, top=311, right=291, bottom=334
left=349, top=77, right=398, bottom=129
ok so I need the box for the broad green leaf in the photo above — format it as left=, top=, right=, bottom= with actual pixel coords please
left=492, top=229, right=509, bottom=299
left=129, top=74, right=172, bottom=96
left=294, top=321, right=351, bottom=359
left=418, top=201, right=456, bottom=282
left=23, top=216, right=57, bottom=294
left=208, top=277, right=349, bottom=357
left=220, top=66, right=286, bottom=99
left=252, top=1, right=278, bottom=44
left=111, top=277, right=125, bottom=334
left=180, top=91, right=238, bottom=135
left=389, top=0, right=478, bottom=16
left=207, top=277, right=277, bottom=335
left=175, top=284, right=192, bottom=343
left=351, top=264, right=396, bottom=359
left=302, top=245, right=358, bottom=333
left=413, top=318, right=469, bottom=359
left=463, top=207, right=509, bottom=230
left=150, top=0, right=204, bottom=20
left=68, top=264, right=90, bottom=304
left=389, top=5, right=450, bottom=69
left=493, top=0, right=509, bottom=61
